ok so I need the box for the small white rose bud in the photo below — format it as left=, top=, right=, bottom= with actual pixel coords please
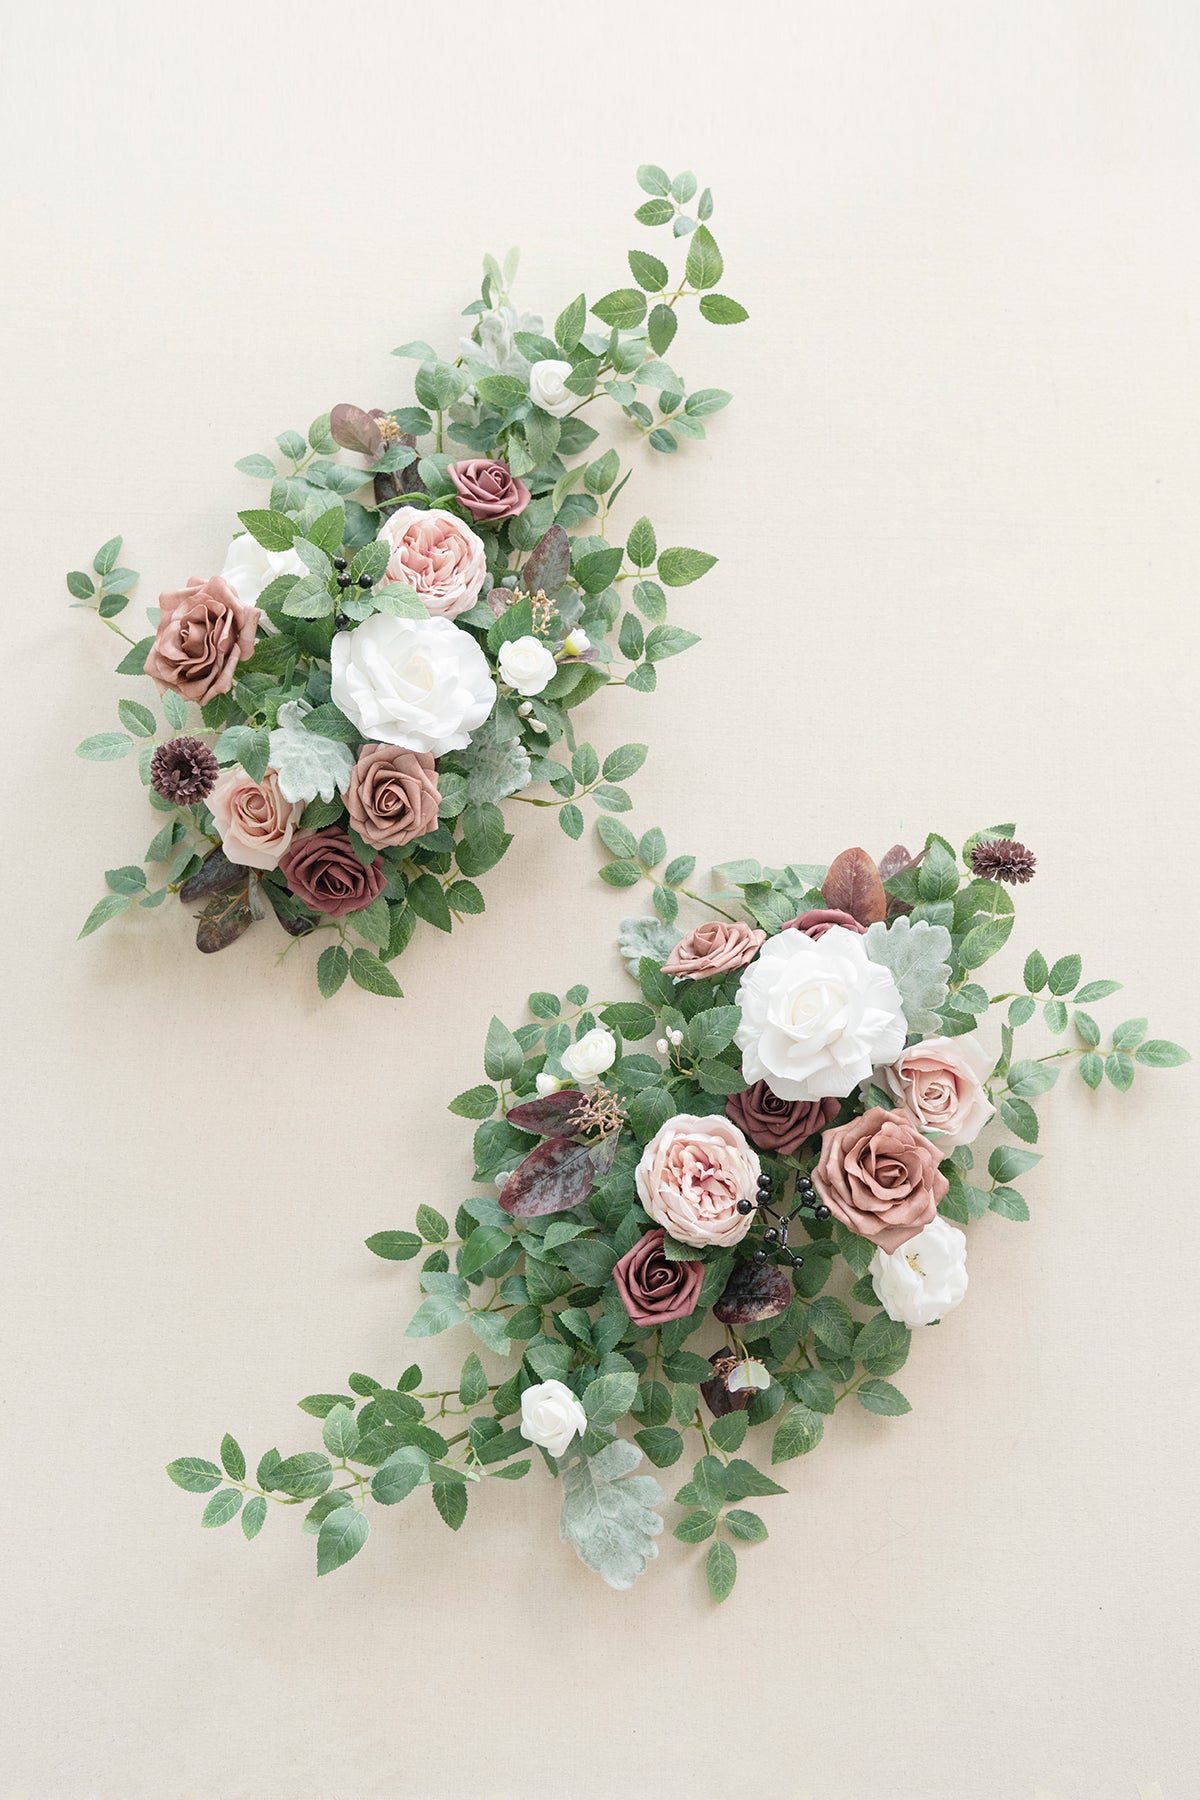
left=656, top=1038, right=669, bottom=1055
left=529, top=718, right=547, bottom=734
left=517, top=700, right=533, bottom=717
left=562, top=628, right=592, bottom=657
left=535, top=1072, right=562, bottom=1097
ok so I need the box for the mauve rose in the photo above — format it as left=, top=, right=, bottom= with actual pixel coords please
left=144, top=576, right=259, bottom=704
left=662, top=920, right=766, bottom=980
left=279, top=827, right=387, bottom=920
left=377, top=505, right=486, bottom=619
left=448, top=458, right=531, bottom=523
left=725, top=1082, right=838, bottom=1156
left=813, top=1106, right=948, bottom=1253
left=345, top=743, right=440, bottom=850
left=781, top=907, right=867, bottom=939
left=612, top=1229, right=704, bottom=1327
left=208, top=766, right=301, bottom=871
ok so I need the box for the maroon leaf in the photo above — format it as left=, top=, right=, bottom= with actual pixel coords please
left=822, top=846, right=887, bottom=927
left=499, top=1134, right=608, bottom=1218
left=701, top=1349, right=752, bottom=1419
left=878, top=843, right=913, bottom=881
left=195, top=886, right=256, bottom=953
left=713, top=1260, right=793, bottom=1325
left=329, top=403, right=384, bottom=459
left=507, top=1091, right=588, bottom=1137
left=374, top=434, right=423, bottom=509
left=522, top=524, right=570, bottom=597
left=178, top=848, right=250, bottom=904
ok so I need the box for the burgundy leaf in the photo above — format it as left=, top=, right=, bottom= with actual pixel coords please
left=195, top=886, right=256, bottom=954
left=178, top=848, right=250, bottom=904
left=822, top=846, right=887, bottom=927
left=506, top=1091, right=588, bottom=1137
left=713, top=1260, right=793, bottom=1325
left=499, top=1134, right=607, bottom=1218
left=522, top=524, right=570, bottom=597
left=329, top=403, right=384, bottom=459
left=374, top=433, right=423, bottom=509
left=701, top=1349, right=752, bottom=1419
left=878, top=843, right=913, bottom=881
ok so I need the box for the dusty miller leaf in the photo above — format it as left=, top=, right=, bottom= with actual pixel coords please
left=268, top=700, right=356, bottom=804
left=619, top=916, right=682, bottom=978
left=559, top=1438, right=664, bottom=1591
left=864, top=916, right=952, bottom=1033
left=453, top=712, right=531, bottom=805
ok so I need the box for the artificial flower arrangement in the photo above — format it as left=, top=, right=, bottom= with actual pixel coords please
left=70, top=165, right=745, bottom=997
left=168, top=825, right=1187, bottom=1599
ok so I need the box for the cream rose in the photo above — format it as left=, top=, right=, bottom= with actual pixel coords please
left=208, top=766, right=302, bottom=871
left=735, top=925, right=907, bottom=1102
left=528, top=359, right=575, bottom=418
left=870, top=1216, right=968, bottom=1327
left=377, top=506, right=486, bottom=620
left=561, top=1027, right=616, bottom=1087
left=498, top=634, right=557, bottom=697
left=519, top=1379, right=587, bottom=1458
left=875, top=1033, right=995, bottom=1149
left=330, top=613, right=496, bottom=755
left=635, top=1113, right=759, bottom=1249
left=220, top=532, right=308, bottom=606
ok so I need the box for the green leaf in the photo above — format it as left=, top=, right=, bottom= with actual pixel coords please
left=673, top=1508, right=716, bottom=1543
left=1135, top=1039, right=1190, bottom=1067
left=459, top=1352, right=488, bottom=1409
left=322, top=1404, right=360, bottom=1458
left=66, top=569, right=95, bottom=598
left=416, top=1205, right=450, bottom=1243
left=623, top=516, right=658, bottom=571
left=448, top=1084, right=499, bottom=1119
left=365, top=1230, right=422, bottom=1261
left=237, top=509, right=297, bottom=552
left=1080, top=1051, right=1105, bottom=1089
left=76, top=731, right=133, bottom=761
left=78, top=893, right=132, bottom=938
left=433, top=1482, right=468, bottom=1530
left=117, top=698, right=156, bottom=738
left=808, top=1295, right=855, bottom=1358
left=201, top=1488, right=243, bottom=1529
left=574, top=545, right=623, bottom=595
left=636, top=163, right=671, bottom=196
left=484, top=1016, right=525, bottom=1081
left=317, top=944, right=349, bottom=999
left=1000, top=1096, right=1039, bottom=1143
left=656, top=546, right=717, bottom=587
left=1075, top=979, right=1122, bottom=1003
left=116, top=637, right=154, bottom=676
left=685, top=225, right=723, bottom=289
left=93, top=535, right=122, bottom=575
left=854, top=1311, right=910, bottom=1377
left=1105, top=1050, right=1135, bottom=1091
left=771, top=1405, right=825, bottom=1463
left=628, top=249, right=668, bottom=291
left=635, top=1426, right=685, bottom=1468
left=724, top=1508, right=768, bottom=1543
left=647, top=303, right=678, bottom=355
left=241, top=1495, right=267, bottom=1540
left=1006, top=1058, right=1059, bottom=1097
left=105, top=865, right=146, bottom=895
left=220, top=1434, right=246, bottom=1482
left=1048, top=953, right=1082, bottom=996
left=988, top=1144, right=1042, bottom=1183
left=1111, top=1017, right=1148, bottom=1051
left=166, top=1456, right=222, bottom=1494
left=705, top=1538, right=737, bottom=1602
left=317, top=1507, right=369, bottom=1575
left=476, top=374, right=528, bottom=411
left=414, top=360, right=468, bottom=412
left=371, top=1448, right=427, bottom=1505
left=459, top=1225, right=511, bottom=1278
left=593, top=288, right=647, bottom=329
left=272, top=1451, right=333, bottom=1499
left=554, top=293, right=586, bottom=353
left=644, top=625, right=700, bottom=664
left=684, top=388, right=732, bottom=417
left=959, top=915, right=1014, bottom=969
left=989, top=1186, right=1030, bottom=1222
left=699, top=293, right=749, bottom=324
left=584, top=1370, right=639, bottom=1429
left=857, top=1379, right=912, bottom=1416
left=349, top=949, right=403, bottom=998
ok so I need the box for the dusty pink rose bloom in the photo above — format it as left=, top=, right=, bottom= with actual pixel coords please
left=612, top=1229, right=704, bottom=1327
left=144, top=576, right=260, bottom=703
left=377, top=505, right=486, bottom=619
left=346, top=743, right=440, bottom=850
left=279, top=827, right=387, bottom=920
left=875, top=1033, right=995, bottom=1150
left=780, top=907, right=867, bottom=940
left=208, top=766, right=301, bottom=871
left=635, top=1113, right=759, bottom=1249
left=725, top=1082, right=838, bottom=1156
left=448, top=459, right=531, bottom=523
left=662, top=920, right=766, bottom=980
left=813, top=1106, right=948, bottom=1253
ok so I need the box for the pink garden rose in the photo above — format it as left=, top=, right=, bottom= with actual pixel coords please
left=278, top=826, right=387, bottom=920
left=780, top=908, right=867, bottom=940
left=448, top=459, right=531, bottom=523
left=813, top=1106, right=948, bottom=1253
left=377, top=505, right=486, bottom=619
left=662, top=921, right=765, bottom=980
left=635, top=1113, right=760, bottom=1249
left=725, top=1082, right=838, bottom=1156
left=144, top=576, right=260, bottom=704
left=345, top=743, right=440, bottom=850
left=612, top=1229, right=704, bottom=1327
left=875, top=1033, right=995, bottom=1150
left=208, top=766, right=301, bottom=871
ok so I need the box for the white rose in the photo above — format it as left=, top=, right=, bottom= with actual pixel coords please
left=331, top=613, right=496, bottom=755
left=560, top=1027, right=617, bottom=1087
left=874, top=1032, right=995, bottom=1149
left=870, top=1216, right=968, bottom=1327
left=498, top=633, right=557, bottom=697
left=519, top=1379, right=587, bottom=1458
left=220, top=532, right=308, bottom=606
left=528, top=358, right=575, bottom=418
left=735, top=925, right=907, bottom=1102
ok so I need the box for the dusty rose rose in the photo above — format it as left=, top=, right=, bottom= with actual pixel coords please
left=813, top=1106, right=948, bottom=1253
left=662, top=921, right=766, bottom=980
left=345, top=743, right=440, bottom=850
left=875, top=1033, right=995, bottom=1150
left=780, top=907, right=867, bottom=940
left=635, top=1113, right=759, bottom=1249
left=279, top=826, right=387, bottom=920
left=377, top=505, right=486, bottom=619
left=208, top=766, right=302, bottom=871
left=143, top=576, right=260, bottom=703
left=448, top=459, right=531, bottom=523
left=612, top=1229, right=704, bottom=1327
left=725, top=1082, right=838, bottom=1156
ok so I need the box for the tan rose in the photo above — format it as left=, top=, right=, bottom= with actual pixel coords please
left=143, top=576, right=260, bottom=703
left=813, top=1106, right=948, bottom=1253
left=635, top=1113, right=759, bottom=1249
left=208, top=767, right=302, bottom=871
left=662, top=921, right=766, bottom=980
left=345, top=743, right=440, bottom=850
left=875, top=1034, right=995, bottom=1150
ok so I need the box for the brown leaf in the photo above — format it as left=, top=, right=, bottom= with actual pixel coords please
left=329, top=403, right=384, bottom=459
left=506, top=1091, right=587, bottom=1137
left=713, top=1260, right=793, bottom=1325
left=195, top=886, right=256, bottom=953
left=878, top=844, right=913, bottom=881
left=822, top=847, right=887, bottom=926
left=178, top=847, right=250, bottom=904
left=522, top=524, right=570, bottom=597
left=499, top=1135, right=606, bottom=1218
left=374, top=433, right=423, bottom=508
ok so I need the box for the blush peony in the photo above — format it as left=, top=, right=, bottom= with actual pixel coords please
left=635, top=1113, right=759, bottom=1249
left=377, top=506, right=486, bottom=620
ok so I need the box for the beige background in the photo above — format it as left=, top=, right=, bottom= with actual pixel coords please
left=2, top=3, right=1198, bottom=1796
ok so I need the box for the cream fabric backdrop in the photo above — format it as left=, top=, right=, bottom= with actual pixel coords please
left=2, top=3, right=1197, bottom=1796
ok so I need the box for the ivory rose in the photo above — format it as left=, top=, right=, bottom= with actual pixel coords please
left=870, top=1216, right=968, bottom=1327
left=330, top=613, right=495, bottom=755
left=560, top=1027, right=616, bottom=1087
left=635, top=1113, right=759, bottom=1249
left=527, top=359, right=575, bottom=417
left=220, top=532, right=308, bottom=606
left=519, top=1379, right=586, bottom=1458
left=498, top=634, right=557, bottom=697
left=377, top=505, right=486, bottom=620
left=144, top=576, right=259, bottom=704
left=208, top=766, right=301, bottom=871
left=345, top=744, right=440, bottom=850
left=874, top=1033, right=995, bottom=1150
left=735, top=925, right=907, bottom=1102
left=662, top=921, right=765, bottom=980
left=813, top=1106, right=948, bottom=1253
